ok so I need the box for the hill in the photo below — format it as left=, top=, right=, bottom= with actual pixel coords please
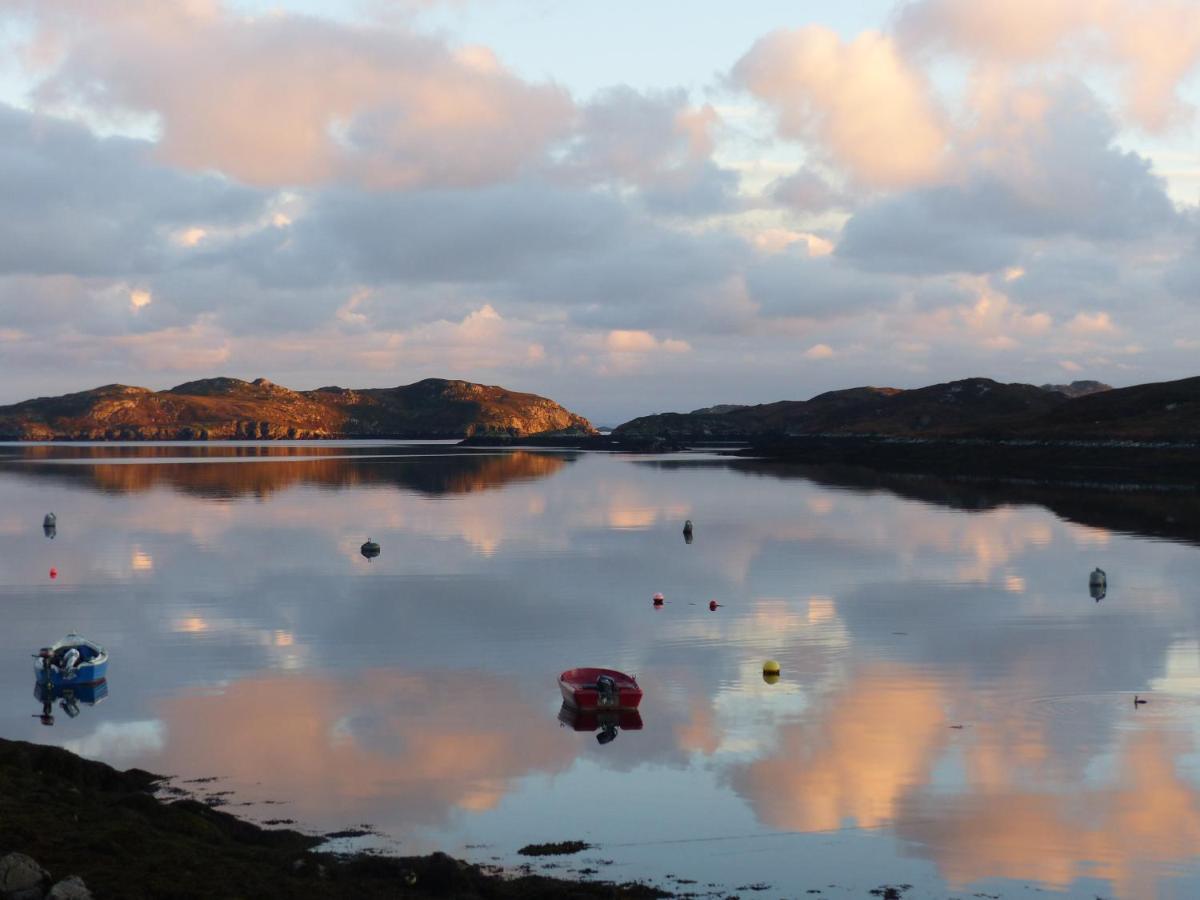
left=0, top=377, right=594, bottom=440
left=613, top=376, right=1200, bottom=442
left=1039, top=380, right=1112, bottom=398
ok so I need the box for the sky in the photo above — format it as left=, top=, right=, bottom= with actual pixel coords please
left=0, top=1, right=1198, bottom=423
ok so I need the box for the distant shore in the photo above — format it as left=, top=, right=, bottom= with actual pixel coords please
left=0, top=737, right=666, bottom=899
left=738, top=433, right=1200, bottom=488
left=462, top=430, right=1200, bottom=488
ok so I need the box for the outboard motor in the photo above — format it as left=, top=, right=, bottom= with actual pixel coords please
left=61, top=648, right=81, bottom=677
left=595, top=674, right=618, bottom=708
left=596, top=724, right=619, bottom=745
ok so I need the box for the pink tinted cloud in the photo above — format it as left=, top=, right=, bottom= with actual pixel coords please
left=898, top=0, right=1200, bottom=131
left=733, top=26, right=948, bottom=189
left=13, top=0, right=573, bottom=187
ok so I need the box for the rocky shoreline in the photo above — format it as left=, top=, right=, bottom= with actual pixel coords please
left=0, top=738, right=665, bottom=899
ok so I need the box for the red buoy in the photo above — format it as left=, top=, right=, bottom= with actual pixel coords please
left=709, top=600, right=720, bottom=611
left=49, top=568, right=58, bottom=579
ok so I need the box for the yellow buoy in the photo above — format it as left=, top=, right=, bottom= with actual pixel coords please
left=762, top=672, right=780, bottom=685
left=762, top=659, right=781, bottom=677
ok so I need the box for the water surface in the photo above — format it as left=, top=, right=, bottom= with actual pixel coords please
left=3, top=442, right=1200, bottom=898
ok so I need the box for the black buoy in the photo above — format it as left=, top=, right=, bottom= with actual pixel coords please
left=683, top=519, right=693, bottom=544
left=360, top=538, right=381, bottom=560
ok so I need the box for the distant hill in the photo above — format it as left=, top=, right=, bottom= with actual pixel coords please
left=0, top=377, right=594, bottom=440
left=1017, top=376, right=1200, bottom=440
left=614, top=376, right=1200, bottom=442
left=1039, top=380, right=1112, bottom=398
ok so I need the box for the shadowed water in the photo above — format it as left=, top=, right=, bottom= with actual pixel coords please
left=3, top=442, right=1200, bottom=898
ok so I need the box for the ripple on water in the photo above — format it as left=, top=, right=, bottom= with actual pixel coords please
left=1023, top=690, right=1200, bottom=728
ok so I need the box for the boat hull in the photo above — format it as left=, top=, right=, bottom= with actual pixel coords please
left=35, top=659, right=108, bottom=686
left=558, top=667, right=642, bottom=710
left=34, top=634, right=109, bottom=686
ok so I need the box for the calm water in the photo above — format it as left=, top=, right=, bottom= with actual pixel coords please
left=3, top=442, right=1200, bottom=898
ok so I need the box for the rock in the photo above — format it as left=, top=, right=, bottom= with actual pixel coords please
left=0, top=852, right=50, bottom=900
left=0, top=377, right=595, bottom=441
left=47, top=877, right=92, bottom=900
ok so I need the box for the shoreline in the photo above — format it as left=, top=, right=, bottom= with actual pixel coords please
left=737, top=433, right=1200, bottom=487
left=0, top=737, right=667, bottom=899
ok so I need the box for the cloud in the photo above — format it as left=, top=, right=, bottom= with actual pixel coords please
left=838, top=78, right=1177, bottom=275
left=805, top=343, right=835, bottom=359
left=113, top=316, right=232, bottom=371
left=10, top=0, right=575, bottom=188
left=263, top=181, right=628, bottom=288
left=747, top=249, right=895, bottom=319
left=605, top=329, right=690, bottom=354
left=751, top=229, right=834, bottom=256
left=768, top=167, right=847, bottom=214
left=562, top=87, right=740, bottom=215
left=732, top=26, right=948, bottom=188
left=897, top=0, right=1200, bottom=131
left=0, top=102, right=264, bottom=278
left=1066, top=310, right=1118, bottom=335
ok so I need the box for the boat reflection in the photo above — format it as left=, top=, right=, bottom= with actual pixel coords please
left=557, top=703, right=644, bottom=745
left=33, top=679, right=109, bottom=726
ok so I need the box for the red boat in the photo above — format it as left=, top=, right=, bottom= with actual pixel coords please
left=558, top=668, right=642, bottom=710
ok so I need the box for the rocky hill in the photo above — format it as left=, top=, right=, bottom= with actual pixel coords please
left=0, top=377, right=594, bottom=441
left=614, top=376, right=1200, bottom=442
left=1039, top=380, right=1112, bottom=398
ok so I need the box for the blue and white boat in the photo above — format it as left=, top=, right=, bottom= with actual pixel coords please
left=33, top=634, right=108, bottom=686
